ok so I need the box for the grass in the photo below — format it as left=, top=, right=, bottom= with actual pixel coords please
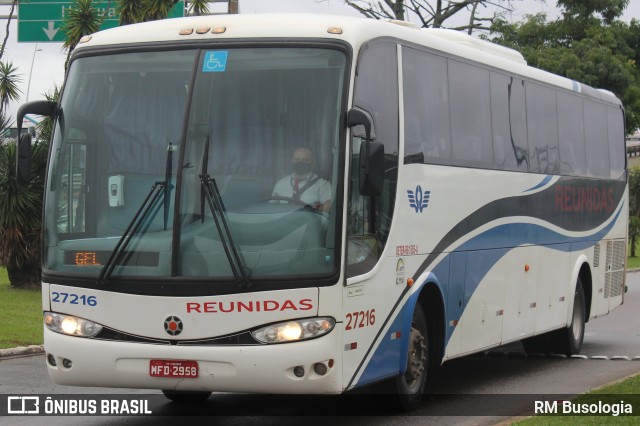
left=514, top=375, right=640, bottom=424
left=0, top=268, right=43, bottom=349
left=627, top=239, right=640, bottom=269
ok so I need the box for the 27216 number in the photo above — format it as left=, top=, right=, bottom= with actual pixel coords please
left=52, top=292, right=97, bottom=306
left=345, top=309, right=375, bottom=330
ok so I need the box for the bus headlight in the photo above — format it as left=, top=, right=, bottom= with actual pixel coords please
left=44, top=312, right=103, bottom=337
left=251, top=317, right=335, bottom=344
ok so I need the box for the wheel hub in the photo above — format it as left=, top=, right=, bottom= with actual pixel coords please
left=405, top=326, right=427, bottom=389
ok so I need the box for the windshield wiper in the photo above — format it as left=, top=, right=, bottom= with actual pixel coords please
left=200, top=135, right=251, bottom=288
left=97, top=143, right=174, bottom=285
left=97, top=181, right=165, bottom=285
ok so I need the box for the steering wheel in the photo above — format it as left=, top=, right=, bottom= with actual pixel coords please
left=262, top=196, right=326, bottom=214
left=263, top=196, right=308, bottom=206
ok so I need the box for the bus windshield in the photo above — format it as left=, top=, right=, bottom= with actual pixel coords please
left=43, top=46, right=347, bottom=286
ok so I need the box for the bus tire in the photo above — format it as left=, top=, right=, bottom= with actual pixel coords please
left=391, top=302, right=429, bottom=412
left=551, top=278, right=586, bottom=356
left=162, top=390, right=212, bottom=403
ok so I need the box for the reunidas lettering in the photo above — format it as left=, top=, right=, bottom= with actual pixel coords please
left=186, top=299, right=314, bottom=313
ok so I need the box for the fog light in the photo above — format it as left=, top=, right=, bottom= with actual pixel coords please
left=293, top=366, right=305, bottom=377
left=62, top=358, right=72, bottom=369
left=313, top=363, right=327, bottom=376
left=47, top=353, right=57, bottom=367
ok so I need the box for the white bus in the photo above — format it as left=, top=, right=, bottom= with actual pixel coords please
left=17, top=14, right=627, bottom=411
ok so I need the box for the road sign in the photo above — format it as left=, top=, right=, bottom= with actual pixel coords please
left=18, top=1, right=185, bottom=43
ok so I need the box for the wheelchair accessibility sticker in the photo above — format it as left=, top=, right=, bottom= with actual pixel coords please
left=203, top=51, right=228, bottom=72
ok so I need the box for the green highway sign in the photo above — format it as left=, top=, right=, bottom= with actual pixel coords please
left=18, top=1, right=185, bottom=43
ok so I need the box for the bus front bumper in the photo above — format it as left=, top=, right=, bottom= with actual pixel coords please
left=44, top=327, right=343, bottom=394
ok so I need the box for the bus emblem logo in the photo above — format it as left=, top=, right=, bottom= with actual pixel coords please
left=164, top=316, right=183, bottom=336
left=407, top=185, right=430, bottom=213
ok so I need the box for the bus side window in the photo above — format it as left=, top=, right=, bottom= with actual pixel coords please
left=347, top=137, right=380, bottom=275
left=346, top=41, right=399, bottom=279
left=56, top=134, right=88, bottom=235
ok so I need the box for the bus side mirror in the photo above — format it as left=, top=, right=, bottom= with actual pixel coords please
left=15, top=100, right=57, bottom=185
left=347, top=107, right=384, bottom=196
left=347, top=107, right=374, bottom=141
left=17, top=133, right=33, bottom=184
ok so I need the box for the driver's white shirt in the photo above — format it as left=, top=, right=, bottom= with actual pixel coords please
left=272, top=173, right=332, bottom=208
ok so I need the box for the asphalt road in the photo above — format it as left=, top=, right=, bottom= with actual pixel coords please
left=1, top=273, right=640, bottom=425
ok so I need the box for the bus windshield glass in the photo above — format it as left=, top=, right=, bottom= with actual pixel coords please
left=43, top=47, right=346, bottom=285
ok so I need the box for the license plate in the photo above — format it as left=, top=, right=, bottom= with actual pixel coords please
left=149, top=360, right=198, bottom=378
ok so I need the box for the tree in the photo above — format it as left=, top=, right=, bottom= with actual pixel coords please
left=116, top=0, right=184, bottom=25
left=629, top=167, right=640, bottom=256
left=36, top=85, right=61, bottom=144
left=0, top=112, right=11, bottom=136
left=0, top=141, right=49, bottom=288
left=116, top=0, right=143, bottom=25
left=327, top=0, right=521, bottom=33
left=488, top=5, right=640, bottom=134
left=61, top=0, right=105, bottom=71
left=188, top=0, right=210, bottom=16
left=144, top=0, right=178, bottom=21
left=0, top=0, right=17, bottom=61
left=0, top=61, right=21, bottom=119
left=558, top=0, right=629, bottom=24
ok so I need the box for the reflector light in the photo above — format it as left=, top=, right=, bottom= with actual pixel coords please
left=79, top=35, right=92, bottom=43
left=196, top=27, right=210, bottom=34
left=212, top=26, right=226, bottom=34
left=327, top=27, right=343, bottom=34
left=179, top=28, right=194, bottom=35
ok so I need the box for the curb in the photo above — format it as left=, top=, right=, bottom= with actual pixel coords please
left=0, top=345, right=44, bottom=359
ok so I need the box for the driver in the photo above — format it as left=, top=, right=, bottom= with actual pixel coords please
left=272, top=146, right=332, bottom=211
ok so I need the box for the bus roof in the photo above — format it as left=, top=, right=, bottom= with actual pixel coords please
left=76, top=14, right=620, bottom=106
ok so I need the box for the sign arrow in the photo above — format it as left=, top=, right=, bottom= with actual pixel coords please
left=42, top=21, right=58, bottom=40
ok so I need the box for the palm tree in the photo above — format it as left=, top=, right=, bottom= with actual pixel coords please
left=0, top=140, right=48, bottom=288
left=0, top=111, right=11, bottom=137
left=144, top=0, right=179, bottom=21
left=36, top=84, right=61, bottom=143
left=188, top=0, right=210, bottom=16
left=60, top=0, right=105, bottom=71
left=117, top=0, right=144, bottom=25
left=0, top=61, right=21, bottom=117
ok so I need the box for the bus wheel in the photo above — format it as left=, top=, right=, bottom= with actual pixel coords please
left=551, top=278, right=586, bottom=356
left=392, top=302, right=428, bottom=412
left=162, top=390, right=212, bottom=403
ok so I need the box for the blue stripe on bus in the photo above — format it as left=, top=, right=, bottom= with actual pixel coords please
left=523, top=175, right=553, bottom=192
left=355, top=203, right=622, bottom=386
left=437, top=203, right=622, bottom=346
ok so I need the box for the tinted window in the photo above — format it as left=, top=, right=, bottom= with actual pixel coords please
left=526, top=83, right=559, bottom=174
left=557, top=92, right=586, bottom=176
left=584, top=100, right=610, bottom=178
left=607, top=107, right=625, bottom=178
left=402, top=47, right=450, bottom=165
left=449, top=60, right=493, bottom=167
left=490, top=73, right=529, bottom=172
